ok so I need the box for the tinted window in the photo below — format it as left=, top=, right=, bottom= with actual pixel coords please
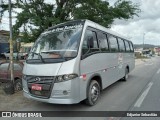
left=108, top=35, right=119, bottom=52
left=0, top=63, right=9, bottom=70
left=118, top=38, right=125, bottom=52
left=97, top=32, right=109, bottom=52
left=14, top=64, right=22, bottom=71
left=82, top=29, right=99, bottom=55
left=129, top=42, right=134, bottom=52
left=124, top=41, right=131, bottom=52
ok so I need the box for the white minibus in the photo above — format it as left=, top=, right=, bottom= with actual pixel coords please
left=22, top=19, right=135, bottom=105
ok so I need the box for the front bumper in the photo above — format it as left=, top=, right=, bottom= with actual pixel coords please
left=22, top=78, right=81, bottom=104
left=23, top=91, right=79, bottom=104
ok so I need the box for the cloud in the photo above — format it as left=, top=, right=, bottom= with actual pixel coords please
left=111, top=0, right=160, bottom=45
left=140, top=0, right=160, bottom=20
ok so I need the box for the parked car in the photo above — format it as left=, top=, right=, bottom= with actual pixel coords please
left=1, top=52, right=22, bottom=60
left=0, top=54, right=6, bottom=60
left=0, top=61, right=23, bottom=91
left=1, top=50, right=27, bottom=60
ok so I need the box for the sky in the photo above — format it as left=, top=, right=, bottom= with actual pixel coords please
left=0, top=0, right=160, bottom=45
left=110, top=0, right=160, bottom=45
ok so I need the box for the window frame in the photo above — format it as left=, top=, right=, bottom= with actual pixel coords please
left=81, top=27, right=100, bottom=59
left=107, top=34, right=119, bottom=52
left=81, top=26, right=134, bottom=58
left=97, top=30, right=110, bottom=52
left=129, top=42, right=134, bottom=52
left=0, top=63, right=9, bottom=71
left=117, top=38, right=126, bottom=52
left=124, top=40, right=131, bottom=52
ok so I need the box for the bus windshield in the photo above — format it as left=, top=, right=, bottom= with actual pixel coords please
left=27, top=24, right=83, bottom=63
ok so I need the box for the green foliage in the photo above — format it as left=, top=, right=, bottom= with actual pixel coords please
left=0, top=0, right=140, bottom=43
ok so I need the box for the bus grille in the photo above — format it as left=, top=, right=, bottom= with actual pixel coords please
left=26, top=76, right=55, bottom=98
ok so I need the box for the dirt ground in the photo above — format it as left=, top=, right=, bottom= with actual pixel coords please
left=0, top=83, right=37, bottom=111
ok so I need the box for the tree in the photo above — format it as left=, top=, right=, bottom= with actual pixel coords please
left=0, top=0, right=140, bottom=42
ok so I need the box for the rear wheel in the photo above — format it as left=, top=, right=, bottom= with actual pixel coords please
left=123, top=68, right=129, bottom=81
left=85, top=80, right=100, bottom=106
left=14, top=79, right=22, bottom=91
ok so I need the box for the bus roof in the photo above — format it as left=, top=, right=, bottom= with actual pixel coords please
left=47, top=19, right=130, bottom=42
left=84, top=19, right=130, bottom=41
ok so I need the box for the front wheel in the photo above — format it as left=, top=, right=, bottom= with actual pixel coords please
left=14, top=79, right=22, bottom=91
left=85, top=80, right=100, bottom=106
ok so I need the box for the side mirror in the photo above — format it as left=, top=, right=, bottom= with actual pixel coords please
left=87, top=37, right=94, bottom=48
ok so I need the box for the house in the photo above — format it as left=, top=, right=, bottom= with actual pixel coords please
left=0, top=30, right=9, bottom=54
left=134, top=48, right=153, bottom=58
left=0, top=30, right=9, bottom=43
left=20, top=42, right=34, bottom=53
left=154, top=47, right=160, bottom=55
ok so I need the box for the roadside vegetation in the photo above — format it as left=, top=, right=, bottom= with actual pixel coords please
left=0, top=0, right=140, bottom=43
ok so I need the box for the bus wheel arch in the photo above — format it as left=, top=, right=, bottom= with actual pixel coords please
left=85, top=75, right=102, bottom=106
left=124, top=65, right=129, bottom=81
left=126, top=65, right=129, bottom=73
left=14, top=77, right=22, bottom=91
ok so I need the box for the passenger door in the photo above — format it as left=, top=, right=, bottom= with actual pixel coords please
left=97, top=31, right=111, bottom=87
left=80, top=27, right=100, bottom=99
left=107, top=34, right=119, bottom=84
left=80, top=28, right=100, bottom=75
left=124, top=41, right=131, bottom=63
left=117, top=38, right=126, bottom=78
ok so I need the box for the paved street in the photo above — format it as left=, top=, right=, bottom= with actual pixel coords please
left=2, top=56, right=160, bottom=120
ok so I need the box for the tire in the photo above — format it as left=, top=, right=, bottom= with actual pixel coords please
left=3, top=82, right=15, bottom=94
left=14, top=79, right=22, bottom=91
left=85, top=80, right=100, bottom=106
left=123, top=68, right=129, bottom=81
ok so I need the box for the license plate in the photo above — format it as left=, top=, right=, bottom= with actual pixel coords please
left=31, top=84, right=42, bottom=91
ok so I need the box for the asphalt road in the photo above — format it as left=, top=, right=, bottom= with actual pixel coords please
left=122, top=56, right=160, bottom=120
left=3, top=56, right=160, bottom=120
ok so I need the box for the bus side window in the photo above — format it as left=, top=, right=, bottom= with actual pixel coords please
left=129, top=42, right=134, bottom=52
left=82, top=29, right=99, bottom=55
left=124, top=41, right=131, bottom=52
left=108, top=35, right=119, bottom=52
left=97, top=32, right=109, bottom=52
left=118, top=38, right=125, bottom=52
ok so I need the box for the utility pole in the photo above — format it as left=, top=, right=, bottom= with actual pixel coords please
left=0, top=0, right=2, bottom=24
left=142, top=33, right=145, bottom=50
left=9, top=0, right=14, bottom=92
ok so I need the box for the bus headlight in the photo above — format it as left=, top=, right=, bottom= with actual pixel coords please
left=57, top=75, right=63, bottom=82
left=55, top=74, right=78, bottom=83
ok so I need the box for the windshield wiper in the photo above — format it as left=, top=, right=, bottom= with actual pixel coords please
left=30, top=52, right=45, bottom=63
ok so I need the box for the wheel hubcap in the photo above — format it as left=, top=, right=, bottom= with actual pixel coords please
left=126, top=74, right=128, bottom=79
left=91, top=84, right=99, bottom=102
left=15, top=82, right=22, bottom=91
